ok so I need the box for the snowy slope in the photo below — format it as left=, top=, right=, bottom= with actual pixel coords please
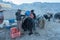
left=17, top=21, right=60, bottom=40
left=0, top=20, right=60, bottom=40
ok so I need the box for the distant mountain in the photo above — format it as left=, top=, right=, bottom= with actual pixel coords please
left=0, top=0, right=19, bottom=9
left=0, top=0, right=60, bottom=15
left=18, top=2, right=60, bottom=15
left=19, top=2, right=60, bottom=11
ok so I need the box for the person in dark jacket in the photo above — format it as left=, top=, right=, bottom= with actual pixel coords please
left=30, top=10, right=40, bottom=35
left=22, top=13, right=34, bottom=35
left=15, top=9, right=23, bottom=33
left=31, top=10, right=36, bottom=19
left=15, top=9, right=21, bottom=21
left=30, top=10, right=37, bottom=30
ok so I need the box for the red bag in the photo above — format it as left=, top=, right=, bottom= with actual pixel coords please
left=10, top=27, right=21, bottom=38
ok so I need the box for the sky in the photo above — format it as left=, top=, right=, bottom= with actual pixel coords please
left=3, top=0, right=60, bottom=5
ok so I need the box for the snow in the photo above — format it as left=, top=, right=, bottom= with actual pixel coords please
left=0, top=20, right=60, bottom=40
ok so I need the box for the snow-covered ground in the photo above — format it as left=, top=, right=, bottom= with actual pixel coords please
left=0, top=20, right=60, bottom=40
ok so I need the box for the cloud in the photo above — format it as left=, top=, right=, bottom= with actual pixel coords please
left=3, top=0, right=60, bottom=5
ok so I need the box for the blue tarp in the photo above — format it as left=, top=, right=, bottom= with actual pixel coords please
left=9, top=19, right=15, bottom=24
